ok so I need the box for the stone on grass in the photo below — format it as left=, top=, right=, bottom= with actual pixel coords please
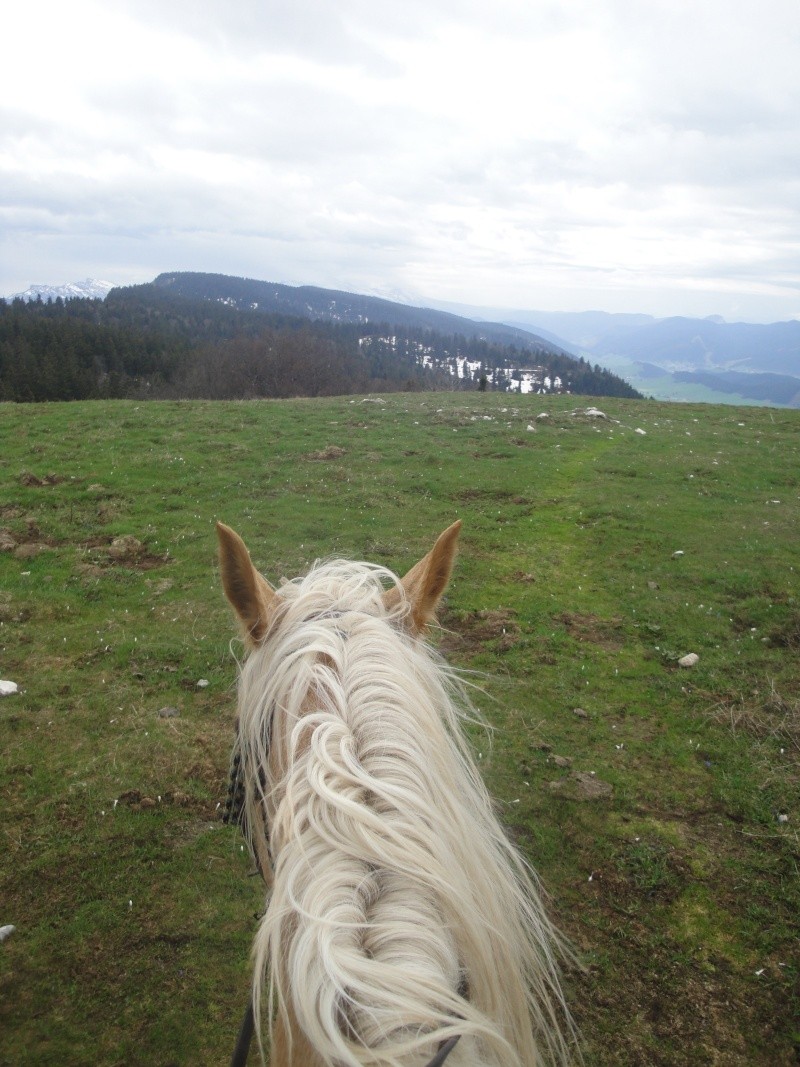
left=158, top=706, right=180, bottom=719
left=573, top=772, right=613, bottom=799
left=546, top=771, right=613, bottom=800
left=0, top=680, right=19, bottom=697
left=108, top=535, right=144, bottom=560
left=679, top=653, right=699, bottom=668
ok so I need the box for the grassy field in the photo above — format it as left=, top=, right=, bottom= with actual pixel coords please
left=1, top=393, right=798, bottom=1066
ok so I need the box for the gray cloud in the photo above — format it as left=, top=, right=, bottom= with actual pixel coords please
left=1, top=0, right=799, bottom=321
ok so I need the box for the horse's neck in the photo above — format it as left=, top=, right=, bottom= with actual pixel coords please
left=270, top=1004, right=325, bottom=1067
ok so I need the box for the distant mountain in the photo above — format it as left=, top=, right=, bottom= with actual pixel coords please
left=672, top=370, right=800, bottom=407
left=426, top=299, right=800, bottom=407
left=1, top=274, right=640, bottom=403
left=10, top=278, right=115, bottom=303
left=152, top=272, right=569, bottom=358
left=590, top=316, right=800, bottom=376
left=587, top=317, right=800, bottom=406
left=424, top=300, right=655, bottom=351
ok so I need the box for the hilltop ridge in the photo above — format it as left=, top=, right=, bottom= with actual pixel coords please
left=0, top=272, right=639, bottom=402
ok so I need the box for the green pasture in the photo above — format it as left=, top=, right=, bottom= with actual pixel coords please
left=0, top=393, right=798, bottom=1065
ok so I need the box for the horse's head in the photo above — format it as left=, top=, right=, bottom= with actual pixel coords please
left=216, top=519, right=462, bottom=646
left=216, top=521, right=462, bottom=883
left=214, top=519, right=574, bottom=1067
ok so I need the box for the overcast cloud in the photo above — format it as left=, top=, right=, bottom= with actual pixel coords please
left=2, top=0, right=799, bottom=320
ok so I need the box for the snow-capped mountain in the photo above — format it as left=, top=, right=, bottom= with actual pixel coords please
left=10, top=278, right=115, bottom=302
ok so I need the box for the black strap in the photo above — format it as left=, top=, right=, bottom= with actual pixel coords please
left=229, top=1001, right=255, bottom=1067
left=426, top=1033, right=462, bottom=1066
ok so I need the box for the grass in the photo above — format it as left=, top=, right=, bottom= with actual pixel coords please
left=1, top=392, right=798, bottom=1065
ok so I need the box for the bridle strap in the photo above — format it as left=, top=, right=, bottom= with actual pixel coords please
left=229, top=1001, right=460, bottom=1067
left=229, top=1001, right=255, bottom=1067
left=425, top=1033, right=462, bottom=1066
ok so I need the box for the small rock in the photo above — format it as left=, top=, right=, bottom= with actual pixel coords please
left=0, top=680, right=19, bottom=697
left=0, top=530, right=17, bottom=552
left=536, top=412, right=550, bottom=420
left=196, top=678, right=210, bottom=689
left=635, top=428, right=647, bottom=435
left=777, top=813, right=789, bottom=824
left=573, top=707, right=589, bottom=719
left=574, top=772, right=613, bottom=799
left=0, top=925, right=16, bottom=943
left=679, top=653, right=699, bottom=668
left=672, top=550, right=684, bottom=558
left=526, top=424, right=536, bottom=432
left=585, top=407, right=607, bottom=419
left=107, top=535, right=144, bottom=560
left=552, top=755, right=573, bottom=768
left=647, top=581, right=659, bottom=590
left=157, top=706, right=180, bottom=719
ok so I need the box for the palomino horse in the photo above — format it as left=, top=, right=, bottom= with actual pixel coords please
left=217, top=521, right=574, bottom=1067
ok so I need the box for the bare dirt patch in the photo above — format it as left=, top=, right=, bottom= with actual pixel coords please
left=76, top=535, right=170, bottom=571
left=307, top=445, right=346, bottom=460
left=0, top=529, right=18, bottom=552
left=554, top=610, right=625, bottom=650
left=19, top=471, right=67, bottom=487
left=13, top=543, right=53, bottom=560
left=439, top=607, right=520, bottom=654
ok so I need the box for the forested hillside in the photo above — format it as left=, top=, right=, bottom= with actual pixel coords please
left=0, top=278, right=640, bottom=402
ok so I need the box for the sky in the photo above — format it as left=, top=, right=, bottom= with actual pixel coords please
left=2, top=0, right=800, bottom=322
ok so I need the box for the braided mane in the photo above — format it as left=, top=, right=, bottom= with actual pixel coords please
left=219, top=526, right=575, bottom=1066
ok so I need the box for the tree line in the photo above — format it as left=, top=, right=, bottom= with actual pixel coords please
left=0, top=288, right=640, bottom=402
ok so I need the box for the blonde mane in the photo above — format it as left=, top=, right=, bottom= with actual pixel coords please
left=220, top=526, right=575, bottom=1067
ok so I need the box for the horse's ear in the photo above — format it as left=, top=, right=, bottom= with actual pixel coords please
left=216, top=523, right=277, bottom=646
left=384, top=520, right=461, bottom=633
